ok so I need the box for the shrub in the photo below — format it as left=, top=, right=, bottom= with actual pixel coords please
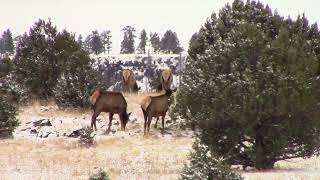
left=0, top=74, right=30, bottom=104
left=180, top=140, right=242, bottom=180
left=176, top=0, right=320, bottom=169
left=53, top=50, right=98, bottom=108
left=79, top=126, right=95, bottom=147
left=0, top=96, right=19, bottom=138
left=89, top=169, right=110, bottom=180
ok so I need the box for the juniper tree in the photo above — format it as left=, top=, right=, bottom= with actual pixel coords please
left=53, top=30, right=97, bottom=108
left=0, top=96, right=19, bottom=138
left=176, top=0, right=320, bottom=169
left=13, top=19, right=59, bottom=98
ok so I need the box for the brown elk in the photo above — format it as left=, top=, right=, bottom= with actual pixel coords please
left=122, top=69, right=140, bottom=93
left=89, top=89, right=132, bottom=131
left=140, top=88, right=176, bottom=135
left=160, top=69, right=173, bottom=91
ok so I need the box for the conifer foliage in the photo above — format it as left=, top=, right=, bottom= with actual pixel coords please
left=180, top=140, right=242, bottom=180
left=0, top=97, right=19, bottom=138
left=53, top=30, right=97, bottom=108
left=176, top=0, right=320, bottom=169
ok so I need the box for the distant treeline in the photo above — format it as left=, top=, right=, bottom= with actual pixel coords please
left=0, top=22, right=183, bottom=57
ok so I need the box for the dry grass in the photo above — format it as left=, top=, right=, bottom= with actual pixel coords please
left=0, top=136, right=192, bottom=180
left=1, top=93, right=320, bottom=179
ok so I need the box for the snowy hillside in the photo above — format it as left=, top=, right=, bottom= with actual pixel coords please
left=91, top=53, right=187, bottom=91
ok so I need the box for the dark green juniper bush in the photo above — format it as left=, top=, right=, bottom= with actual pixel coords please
left=175, top=0, right=320, bottom=170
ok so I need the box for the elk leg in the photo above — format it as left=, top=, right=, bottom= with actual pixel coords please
left=154, top=117, right=159, bottom=128
left=119, top=114, right=125, bottom=131
left=161, top=115, right=165, bottom=134
left=108, top=113, right=114, bottom=131
left=147, top=115, right=152, bottom=134
left=91, top=110, right=101, bottom=131
left=143, top=110, right=147, bottom=135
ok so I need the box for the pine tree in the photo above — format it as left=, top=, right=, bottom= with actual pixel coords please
left=83, top=34, right=92, bottom=53
left=175, top=0, right=320, bottom=170
left=160, top=30, right=183, bottom=54
left=0, top=29, right=14, bottom=56
left=90, top=30, right=103, bottom=55
left=120, top=26, right=136, bottom=54
left=138, top=29, right=147, bottom=54
left=150, top=32, right=161, bottom=53
left=77, top=35, right=83, bottom=48
left=100, top=30, right=112, bottom=54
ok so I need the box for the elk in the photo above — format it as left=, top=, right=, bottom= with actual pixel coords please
left=89, top=89, right=132, bottom=131
left=160, top=69, right=173, bottom=91
left=140, top=88, right=176, bottom=135
left=122, top=69, right=140, bottom=93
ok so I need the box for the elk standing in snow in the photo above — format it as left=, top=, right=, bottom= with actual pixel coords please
left=140, top=88, right=176, bottom=135
left=122, top=69, right=139, bottom=93
left=160, top=69, right=173, bottom=91
left=89, top=89, right=131, bottom=131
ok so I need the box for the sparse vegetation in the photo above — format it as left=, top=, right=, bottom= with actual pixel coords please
left=79, top=126, right=96, bottom=147
left=180, top=140, right=242, bottom=180
left=89, top=169, right=110, bottom=180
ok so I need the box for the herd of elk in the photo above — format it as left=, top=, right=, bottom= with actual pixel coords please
left=89, top=69, right=175, bottom=135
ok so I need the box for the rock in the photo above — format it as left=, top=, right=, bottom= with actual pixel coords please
left=39, top=132, right=51, bottom=138
left=166, top=120, right=173, bottom=124
left=37, top=126, right=55, bottom=138
left=67, top=128, right=84, bottom=138
left=30, top=129, right=37, bottom=134
left=33, top=119, right=52, bottom=127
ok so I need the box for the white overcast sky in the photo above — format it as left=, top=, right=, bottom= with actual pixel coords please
left=0, top=0, right=319, bottom=53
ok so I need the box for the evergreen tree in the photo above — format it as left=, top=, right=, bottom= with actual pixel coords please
left=120, top=26, right=136, bottom=54
left=161, top=30, right=183, bottom=54
left=14, top=19, right=59, bottom=98
left=83, top=34, right=92, bottom=52
left=0, top=57, right=13, bottom=78
left=52, top=30, right=98, bottom=107
left=90, top=30, right=104, bottom=55
left=176, top=0, right=320, bottom=170
left=0, top=29, right=14, bottom=56
left=0, top=96, right=19, bottom=138
left=150, top=32, right=161, bottom=53
left=53, top=50, right=97, bottom=108
left=77, top=34, right=83, bottom=48
left=138, top=29, right=148, bottom=54
left=180, top=140, right=242, bottom=180
left=100, top=30, right=112, bottom=54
